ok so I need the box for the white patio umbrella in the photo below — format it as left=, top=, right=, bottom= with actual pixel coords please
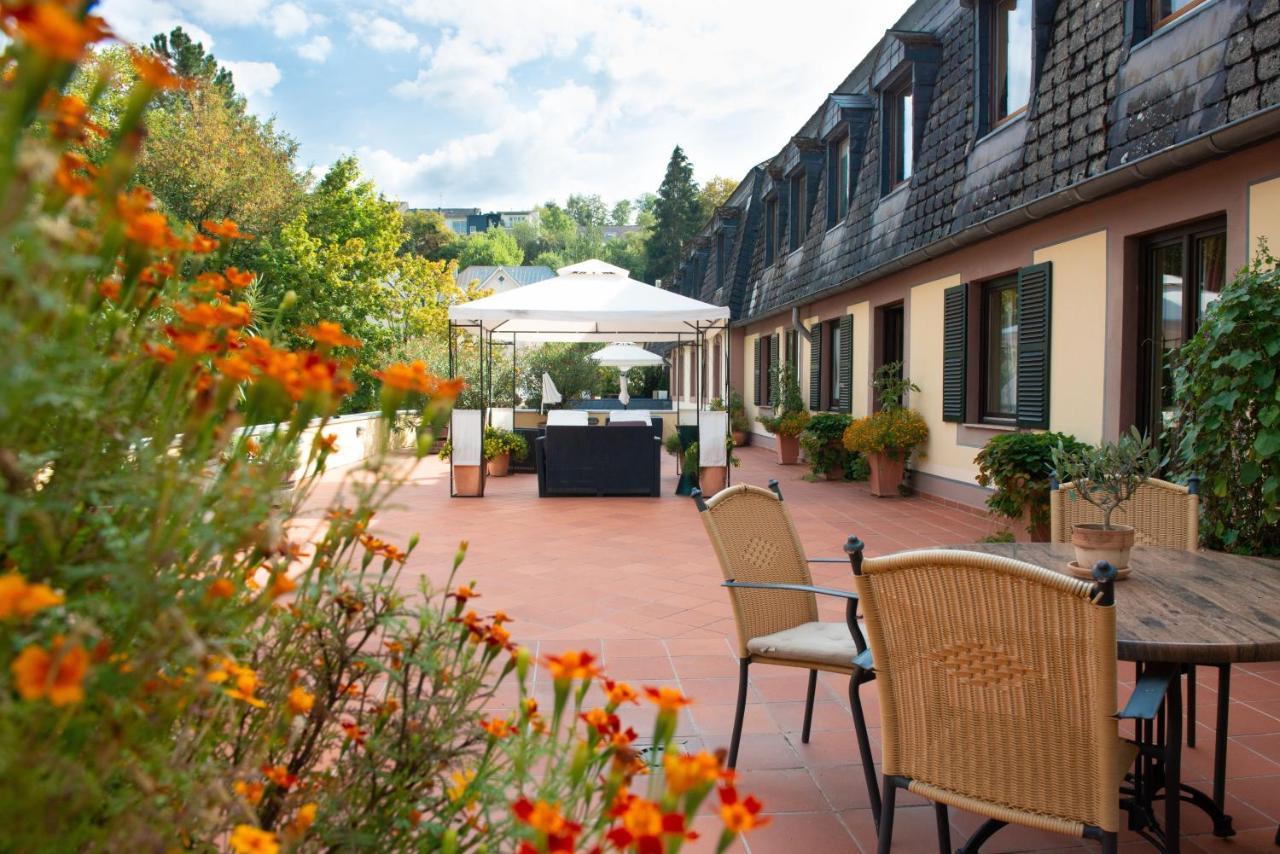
left=591, top=342, right=663, bottom=407
left=540, top=372, right=562, bottom=413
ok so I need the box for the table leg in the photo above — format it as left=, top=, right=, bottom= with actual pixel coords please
left=1165, top=674, right=1182, bottom=854
left=1210, top=663, right=1235, bottom=838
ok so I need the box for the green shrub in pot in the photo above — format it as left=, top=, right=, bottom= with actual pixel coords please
left=974, top=431, right=1089, bottom=539
left=799, top=413, right=856, bottom=479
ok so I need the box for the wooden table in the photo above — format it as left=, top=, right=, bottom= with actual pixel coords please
left=955, top=543, right=1280, bottom=846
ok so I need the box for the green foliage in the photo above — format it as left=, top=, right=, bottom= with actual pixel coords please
left=974, top=432, right=1089, bottom=531
left=1050, top=428, right=1161, bottom=530
left=149, top=27, right=236, bottom=103
left=482, top=426, right=528, bottom=462
left=698, top=175, right=738, bottom=221
left=523, top=343, right=606, bottom=407
left=843, top=409, right=929, bottom=458
left=401, top=209, right=460, bottom=261
left=1172, top=250, right=1280, bottom=554
left=664, top=432, right=685, bottom=457
left=979, top=531, right=1017, bottom=544
left=566, top=193, right=608, bottom=227
left=646, top=146, right=703, bottom=284
left=799, top=413, right=857, bottom=477
left=756, top=363, right=808, bottom=435
left=610, top=199, right=633, bottom=226
left=683, top=438, right=739, bottom=477
left=872, top=361, right=920, bottom=412
left=458, top=226, right=525, bottom=268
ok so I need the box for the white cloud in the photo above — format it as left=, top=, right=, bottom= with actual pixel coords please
left=270, top=2, right=311, bottom=38
left=296, top=34, right=331, bottom=63
left=222, top=59, right=281, bottom=98
left=351, top=16, right=418, bottom=53
left=182, top=0, right=273, bottom=28
left=97, top=0, right=214, bottom=47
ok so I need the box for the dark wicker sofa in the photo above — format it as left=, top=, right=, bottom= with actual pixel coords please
left=535, top=425, right=661, bottom=497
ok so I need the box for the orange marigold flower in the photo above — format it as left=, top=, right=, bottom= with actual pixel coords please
left=607, top=793, right=692, bottom=850
left=480, top=716, right=512, bottom=739
left=314, top=432, right=339, bottom=454
left=142, top=341, right=176, bottom=364
left=233, top=781, right=265, bottom=806
left=97, top=279, right=121, bottom=301
left=269, top=573, right=296, bottom=599
left=580, top=707, right=620, bottom=737
left=120, top=200, right=172, bottom=248
left=7, top=4, right=111, bottom=62
left=193, top=272, right=226, bottom=295
left=228, top=824, right=278, bottom=854
left=663, top=751, right=722, bottom=796
left=288, top=803, right=317, bottom=836
left=205, top=578, right=235, bottom=601
left=190, top=234, right=219, bottom=254
left=512, top=798, right=579, bottom=840
left=717, top=786, right=769, bottom=833
left=0, top=572, right=63, bottom=619
left=224, top=267, right=255, bottom=289
left=453, top=585, right=479, bottom=603
left=50, top=94, right=104, bottom=142
left=165, top=327, right=216, bottom=356
left=286, top=685, right=314, bottom=716
left=262, top=764, right=297, bottom=789
left=543, top=650, right=601, bottom=684
left=340, top=719, right=366, bottom=745
left=11, top=636, right=89, bottom=706
left=215, top=353, right=254, bottom=382
left=605, top=679, right=639, bottom=706
left=304, top=321, right=361, bottom=349
left=244, top=437, right=262, bottom=457
left=131, top=51, right=185, bottom=91
left=644, top=686, right=693, bottom=713
left=137, top=262, right=174, bottom=287
left=53, top=151, right=95, bottom=196
left=202, top=218, right=253, bottom=241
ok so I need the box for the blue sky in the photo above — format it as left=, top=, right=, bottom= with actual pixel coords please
left=98, top=1, right=911, bottom=210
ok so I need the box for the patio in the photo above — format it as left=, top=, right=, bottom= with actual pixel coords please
left=302, top=447, right=1280, bottom=853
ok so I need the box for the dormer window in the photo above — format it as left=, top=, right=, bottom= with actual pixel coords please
left=764, top=196, right=778, bottom=266
left=885, top=75, right=914, bottom=190
left=787, top=172, right=809, bottom=252
left=834, top=136, right=851, bottom=220
left=715, top=231, right=726, bottom=290
left=1147, top=0, right=1210, bottom=33
left=989, top=0, right=1033, bottom=126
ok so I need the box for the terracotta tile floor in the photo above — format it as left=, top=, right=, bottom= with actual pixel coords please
left=306, top=446, right=1280, bottom=853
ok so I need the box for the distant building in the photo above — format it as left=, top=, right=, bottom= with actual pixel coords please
left=597, top=224, right=642, bottom=242
left=418, top=208, right=539, bottom=236
left=456, top=265, right=556, bottom=294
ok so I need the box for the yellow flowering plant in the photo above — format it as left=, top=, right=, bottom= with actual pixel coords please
left=0, top=4, right=765, bottom=852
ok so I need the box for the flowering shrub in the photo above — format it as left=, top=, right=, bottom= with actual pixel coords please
left=0, top=5, right=763, bottom=852
left=842, top=408, right=929, bottom=459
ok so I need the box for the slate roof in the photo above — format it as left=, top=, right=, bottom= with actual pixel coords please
left=455, top=265, right=556, bottom=290
left=669, top=0, right=1280, bottom=322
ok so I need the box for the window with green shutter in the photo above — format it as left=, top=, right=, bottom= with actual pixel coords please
left=1015, top=262, right=1052, bottom=428
left=837, top=315, right=853, bottom=413
left=752, top=338, right=762, bottom=405
left=943, top=284, right=967, bottom=423
left=808, top=324, right=823, bottom=410
left=768, top=333, right=780, bottom=406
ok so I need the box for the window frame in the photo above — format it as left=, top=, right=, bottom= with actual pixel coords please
left=883, top=73, right=914, bottom=193
left=979, top=275, right=1020, bottom=424
left=987, top=0, right=1033, bottom=129
left=757, top=335, right=773, bottom=405
left=827, top=134, right=852, bottom=227
left=715, top=230, right=726, bottom=291
left=1149, top=0, right=1210, bottom=31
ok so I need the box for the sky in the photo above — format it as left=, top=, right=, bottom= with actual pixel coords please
left=97, top=0, right=912, bottom=211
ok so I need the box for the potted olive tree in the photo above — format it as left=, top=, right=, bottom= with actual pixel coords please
left=1050, top=428, right=1160, bottom=571
left=974, top=431, right=1089, bottom=540
left=841, top=363, right=926, bottom=497
left=757, top=363, right=810, bottom=464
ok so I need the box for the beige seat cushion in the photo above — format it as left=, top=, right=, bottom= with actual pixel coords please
left=747, top=621, right=865, bottom=669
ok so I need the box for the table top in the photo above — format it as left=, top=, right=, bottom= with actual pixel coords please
left=952, top=543, right=1280, bottom=665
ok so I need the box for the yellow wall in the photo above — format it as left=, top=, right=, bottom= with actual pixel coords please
left=908, top=275, right=976, bottom=483
left=1249, top=176, right=1280, bottom=262
left=848, top=301, right=871, bottom=418
left=1037, top=230, right=1107, bottom=444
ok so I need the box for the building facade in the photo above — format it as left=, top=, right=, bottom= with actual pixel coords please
left=420, top=208, right=540, bottom=236
left=665, top=0, right=1280, bottom=508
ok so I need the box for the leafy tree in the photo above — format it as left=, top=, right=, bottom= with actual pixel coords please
left=256, top=158, right=468, bottom=412
left=536, top=201, right=577, bottom=250
left=646, top=146, right=702, bottom=285
left=531, top=250, right=567, bottom=270
left=402, top=209, right=460, bottom=261
left=523, top=344, right=607, bottom=407
left=610, top=199, right=633, bottom=226
left=698, top=175, right=739, bottom=220
left=566, top=193, right=608, bottom=228
left=457, top=227, right=524, bottom=268
left=601, top=230, right=648, bottom=280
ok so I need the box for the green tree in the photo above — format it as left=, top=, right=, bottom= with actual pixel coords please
left=646, top=146, right=702, bottom=285
left=698, top=175, right=739, bottom=220
left=602, top=230, right=649, bottom=280
left=523, top=344, right=607, bottom=407
left=402, top=209, right=460, bottom=261
left=457, top=227, right=524, bottom=268
left=566, top=193, right=607, bottom=228
left=610, top=199, right=633, bottom=226
left=149, top=27, right=236, bottom=103
left=536, top=201, right=577, bottom=250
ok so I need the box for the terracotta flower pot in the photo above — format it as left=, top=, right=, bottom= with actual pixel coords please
left=732, top=430, right=748, bottom=448
left=698, top=465, right=727, bottom=496
left=1071, top=523, right=1136, bottom=570
left=486, top=453, right=511, bottom=478
left=1020, top=501, right=1051, bottom=543
left=866, top=451, right=905, bottom=497
left=823, top=439, right=845, bottom=481
left=453, top=465, right=483, bottom=496
left=775, top=434, right=800, bottom=465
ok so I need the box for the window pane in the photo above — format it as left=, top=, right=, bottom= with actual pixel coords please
left=994, top=0, right=1033, bottom=120
left=1152, top=243, right=1184, bottom=427
left=1153, top=0, right=1201, bottom=23
left=837, top=138, right=850, bottom=218
left=900, top=91, right=913, bottom=181
left=1195, top=232, right=1226, bottom=322
left=829, top=324, right=841, bottom=406
left=984, top=284, right=1018, bottom=417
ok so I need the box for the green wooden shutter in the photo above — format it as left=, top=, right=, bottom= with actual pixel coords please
left=1016, top=262, right=1052, bottom=428
left=838, top=314, right=853, bottom=413
left=768, top=333, right=780, bottom=406
left=752, top=338, right=762, bottom=405
left=808, top=323, right=822, bottom=410
left=942, top=284, right=967, bottom=423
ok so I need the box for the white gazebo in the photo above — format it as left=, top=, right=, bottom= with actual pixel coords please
left=445, top=260, right=731, bottom=497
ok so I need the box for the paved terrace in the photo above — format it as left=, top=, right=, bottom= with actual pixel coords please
left=305, top=447, right=1280, bottom=853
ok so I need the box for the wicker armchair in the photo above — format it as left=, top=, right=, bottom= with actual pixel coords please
left=693, top=481, right=881, bottom=823
left=848, top=545, right=1180, bottom=853
left=1049, top=476, right=1199, bottom=551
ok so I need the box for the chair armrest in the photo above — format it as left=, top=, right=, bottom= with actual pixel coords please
left=1118, top=661, right=1180, bottom=721
left=807, top=557, right=848, bottom=564
left=722, top=580, right=858, bottom=601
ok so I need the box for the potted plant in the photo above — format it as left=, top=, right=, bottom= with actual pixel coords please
left=799, top=413, right=855, bottom=480
left=684, top=437, right=740, bottom=496
left=438, top=439, right=483, bottom=495
left=665, top=432, right=696, bottom=496
left=840, top=362, right=926, bottom=496
left=756, top=363, right=810, bottom=464
left=1050, top=428, right=1160, bottom=572
left=974, top=431, right=1090, bottom=541
left=719, top=390, right=751, bottom=447
left=482, top=427, right=528, bottom=478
